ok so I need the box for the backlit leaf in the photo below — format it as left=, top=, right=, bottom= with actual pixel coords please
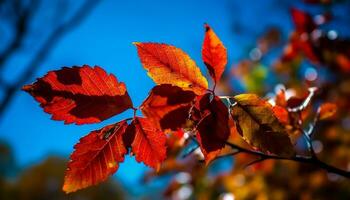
left=141, top=84, right=196, bottom=131
left=127, top=117, right=167, bottom=170
left=231, top=94, right=294, bottom=157
left=63, top=120, right=129, bottom=193
left=202, top=24, right=227, bottom=83
left=23, top=65, right=133, bottom=125
left=272, top=105, right=289, bottom=124
left=134, top=42, right=208, bottom=95
left=195, top=94, right=230, bottom=163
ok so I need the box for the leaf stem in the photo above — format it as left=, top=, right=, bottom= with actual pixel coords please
left=131, top=107, right=138, bottom=118
left=212, top=81, right=217, bottom=94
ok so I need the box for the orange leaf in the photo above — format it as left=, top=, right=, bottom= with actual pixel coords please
left=63, top=120, right=129, bottom=193
left=195, top=94, right=230, bottom=164
left=273, top=105, right=289, bottom=124
left=22, top=65, right=133, bottom=125
left=275, top=89, right=287, bottom=107
left=318, top=103, right=337, bottom=120
left=336, top=54, right=350, bottom=73
left=141, top=84, right=195, bottom=131
left=127, top=117, right=167, bottom=170
left=134, top=42, right=208, bottom=95
left=202, top=24, right=227, bottom=83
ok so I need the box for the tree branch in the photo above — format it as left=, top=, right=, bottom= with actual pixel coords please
left=210, top=92, right=350, bottom=178
left=0, top=0, right=101, bottom=118
left=225, top=141, right=350, bottom=178
left=0, top=0, right=39, bottom=70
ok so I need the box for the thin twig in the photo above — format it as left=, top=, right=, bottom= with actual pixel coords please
left=0, top=0, right=40, bottom=70
left=181, top=146, right=200, bottom=159
left=288, top=87, right=317, bottom=112
left=213, top=150, right=241, bottom=162
left=0, top=0, right=101, bottom=118
left=244, top=157, right=267, bottom=169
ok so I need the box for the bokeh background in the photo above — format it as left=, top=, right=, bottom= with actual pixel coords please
left=1, top=0, right=350, bottom=199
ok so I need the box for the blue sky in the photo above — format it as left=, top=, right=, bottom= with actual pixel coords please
left=1, top=0, right=349, bottom=195
left=1, top=0, right=240, bottom=189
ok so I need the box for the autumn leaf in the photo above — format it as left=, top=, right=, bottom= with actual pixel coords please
left=141, top=84, right=196, bottom=131
left=134, top=42, right=208, bottom=95
left=281, top=34, right=319, bottom=63
left=63, top=120, right=129, bottom=193
left=318, top=103, right=337, bottom=120
left=22, top=65, right=133, bottom=125
left=272, top=105, right=289, bottom=124
left=194, top=94, right=230, bottom=163
left=291, top=8, right=315, bottom=33
left=275, top=89, right=287, bottom=107
left=231, top=94, right=294, bottom=157
left=202, top=24, right=227, bottom=83
left=336, top=54, right=350, bottom=72
left=127, top=117, right=167, bottom=170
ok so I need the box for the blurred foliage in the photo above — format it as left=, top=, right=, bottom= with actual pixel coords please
left=142, top=1, right=350, bottom=199
left=1, top=0, right=350, bottom=199
left=0, top=141, right=126, bottom=200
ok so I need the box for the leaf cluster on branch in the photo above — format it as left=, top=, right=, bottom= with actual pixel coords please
left=23, top=22, right=346, bottom=194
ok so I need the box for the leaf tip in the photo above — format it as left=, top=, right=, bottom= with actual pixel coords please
left=204, top=23, right=210, bottom=32
left=132, top=42, right=140, bottom=46
left=22, top=84, right=33, bottom=92
left=62, top=183, right=74, bottom=194
left=155, top=163, right=161, bottom=172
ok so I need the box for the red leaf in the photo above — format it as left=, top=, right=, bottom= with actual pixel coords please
left=23, top=65, right=133, bottom=125
left=63, top=120, right=129, bottom=193
left=282, top=35, right=319, bottom=63
left=195, top=94, right=230, bottom=163
left=127, top=117, right=167, bottom=170
left=275, top=89, right=287, bottom=107
left=336, top=54, right=350, bottom=73
left=273, top=105, right=289, bottom=124
left=202, top=24, right=227, bottom=83
left=141, top=84, right=195, bottom=131
left=291, top=8, right=315, bottom=33
left=298, top=39, right=320, bottom=63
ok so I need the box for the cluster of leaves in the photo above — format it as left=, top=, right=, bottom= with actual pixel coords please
left=23, top=19, right=343, bottom=196
left=153, top=1, right=350, bottom=199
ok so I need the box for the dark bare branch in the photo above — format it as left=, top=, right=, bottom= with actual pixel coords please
left=0, top=0, right=101, bottom=117
left=225, top=141, right=350, bottom=178
left=0, top=0, right=40, bottom=70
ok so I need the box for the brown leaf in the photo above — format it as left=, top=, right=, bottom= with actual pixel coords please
left=231, top=94, right=294, bottom=157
